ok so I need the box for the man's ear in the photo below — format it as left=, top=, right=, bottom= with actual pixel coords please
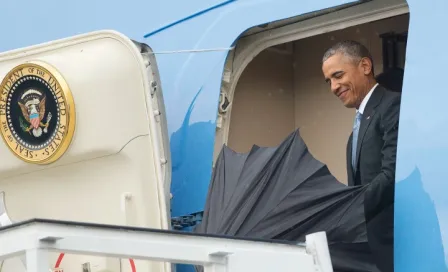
left=359, top=57, right=373, bottom=75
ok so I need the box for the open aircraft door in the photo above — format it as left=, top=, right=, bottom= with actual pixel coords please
left=0, top=30, right=172, bottom=272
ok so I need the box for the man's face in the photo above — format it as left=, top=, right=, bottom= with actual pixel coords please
left=322, top=53, right=372, bottom=109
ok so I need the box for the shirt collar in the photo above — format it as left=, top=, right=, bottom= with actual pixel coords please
left=357, top=83, right=378, bottom=114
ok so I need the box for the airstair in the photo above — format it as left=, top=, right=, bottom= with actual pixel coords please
left=0, top=218, right=333, bottom=272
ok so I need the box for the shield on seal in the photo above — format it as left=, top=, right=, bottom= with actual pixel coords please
left=30, top=112, right=40, bottom=129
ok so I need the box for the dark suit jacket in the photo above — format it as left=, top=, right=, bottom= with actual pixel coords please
left=346, top=85, right=401, bottom=272
left=346, top=84, right=400, bottom=215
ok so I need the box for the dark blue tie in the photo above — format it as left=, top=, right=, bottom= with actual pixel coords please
left=352, top=111, right=362, bottom=170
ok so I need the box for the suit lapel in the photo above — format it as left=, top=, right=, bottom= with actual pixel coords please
left=354, top=85, right=385, bottom=172
left=355, top=110, right=375, bottom=170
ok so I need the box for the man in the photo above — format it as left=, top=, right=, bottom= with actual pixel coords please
left=321, top=40, right=401, bottom=272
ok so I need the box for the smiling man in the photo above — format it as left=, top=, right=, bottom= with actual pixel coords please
left=322, top=40, right=401, bottom=272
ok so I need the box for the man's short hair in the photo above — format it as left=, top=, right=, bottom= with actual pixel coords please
left=322, top=40, right=375, bottom=74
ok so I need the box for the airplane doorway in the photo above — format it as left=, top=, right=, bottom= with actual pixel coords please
left=214, top=0, right=409, bottom=184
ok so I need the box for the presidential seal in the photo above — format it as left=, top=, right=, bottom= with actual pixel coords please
left=0, top=61, right=75, bottom=164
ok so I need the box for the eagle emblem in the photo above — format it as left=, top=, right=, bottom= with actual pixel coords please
left=17, top=89, right=52, bottom=138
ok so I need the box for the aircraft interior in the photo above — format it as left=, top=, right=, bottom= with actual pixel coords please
left=215, top=4, right=409, bottom=184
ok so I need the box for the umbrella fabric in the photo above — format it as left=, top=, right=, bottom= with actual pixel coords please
left=195, top=129, right=377, bottom=271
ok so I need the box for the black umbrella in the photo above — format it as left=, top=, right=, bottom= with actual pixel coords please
left=195, top=129, right=377, bottom=271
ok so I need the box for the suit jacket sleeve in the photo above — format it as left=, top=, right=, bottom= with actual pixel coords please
left=364, top=95, right=401, bottom=219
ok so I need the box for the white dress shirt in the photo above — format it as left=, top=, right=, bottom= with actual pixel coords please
left=357, top=83, right=378, bottom=114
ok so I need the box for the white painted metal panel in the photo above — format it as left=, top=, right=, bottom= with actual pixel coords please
left=0, top=31, right=169, bottom=272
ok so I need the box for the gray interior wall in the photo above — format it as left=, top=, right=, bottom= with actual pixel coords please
left=227, top=49, right=295, bottom=152
left=228, top=14, right=409, bottom=184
